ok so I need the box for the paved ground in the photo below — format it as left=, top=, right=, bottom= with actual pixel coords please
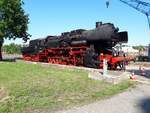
left=54, top=64, right=150, bottom=113
left=55, top=84, right=150, bottom=113
left=126, top=64, right=150, bottom=85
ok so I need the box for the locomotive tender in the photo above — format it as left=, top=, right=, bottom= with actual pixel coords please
left=22, top=22, right=128, bottom=70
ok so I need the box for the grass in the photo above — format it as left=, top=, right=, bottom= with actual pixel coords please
left=0, top=62, right=134, bottom=113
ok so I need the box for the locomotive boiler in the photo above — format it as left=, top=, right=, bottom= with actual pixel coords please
left=22, top=22, right=128, bottom=70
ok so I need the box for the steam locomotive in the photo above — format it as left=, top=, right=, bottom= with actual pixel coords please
left=22, top=22, right=128, bottom=70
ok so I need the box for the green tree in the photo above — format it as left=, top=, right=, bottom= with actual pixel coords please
left=0, top=0, right=30, bottom=60
left=133, top=45, right=146, bottom=55
left=133, top=45, right=146, bottom=52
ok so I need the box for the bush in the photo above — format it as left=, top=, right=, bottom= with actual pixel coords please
left=2, top=43, right=22, bottom=54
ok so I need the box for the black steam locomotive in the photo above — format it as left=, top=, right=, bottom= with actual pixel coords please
left=22, top=22, right=128, bottom=69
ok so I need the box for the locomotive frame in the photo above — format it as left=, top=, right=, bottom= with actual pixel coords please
left=23, top=46, right=127, bottom=70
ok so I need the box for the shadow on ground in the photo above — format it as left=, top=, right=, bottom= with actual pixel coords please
left=127, top=69, right=150, bottom=79
left=1, top=59, right=17, bottom=62
left=139, top=98, right=150, bottom=113
left=3, top=57, right=23, bottom=62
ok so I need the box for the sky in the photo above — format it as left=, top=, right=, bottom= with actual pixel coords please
left=5, top=0, right=150, bottom=46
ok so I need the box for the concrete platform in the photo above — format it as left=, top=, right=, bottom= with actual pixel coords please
left=88, top=70, right=130, bottom=84
left=17, top=60, right=130, bottom=84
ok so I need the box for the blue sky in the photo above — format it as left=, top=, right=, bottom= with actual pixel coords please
left=5, top=0, right=150, bottom=45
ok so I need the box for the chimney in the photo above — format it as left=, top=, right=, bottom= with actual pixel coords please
left=96, top=22, right=102, bottom=28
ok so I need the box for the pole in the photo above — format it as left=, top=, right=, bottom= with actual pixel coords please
left=103, top=59, right=108, bottom=75
left=146, top=15, right=150, bottom=30
left=0, top=38, right=3, bottom=60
